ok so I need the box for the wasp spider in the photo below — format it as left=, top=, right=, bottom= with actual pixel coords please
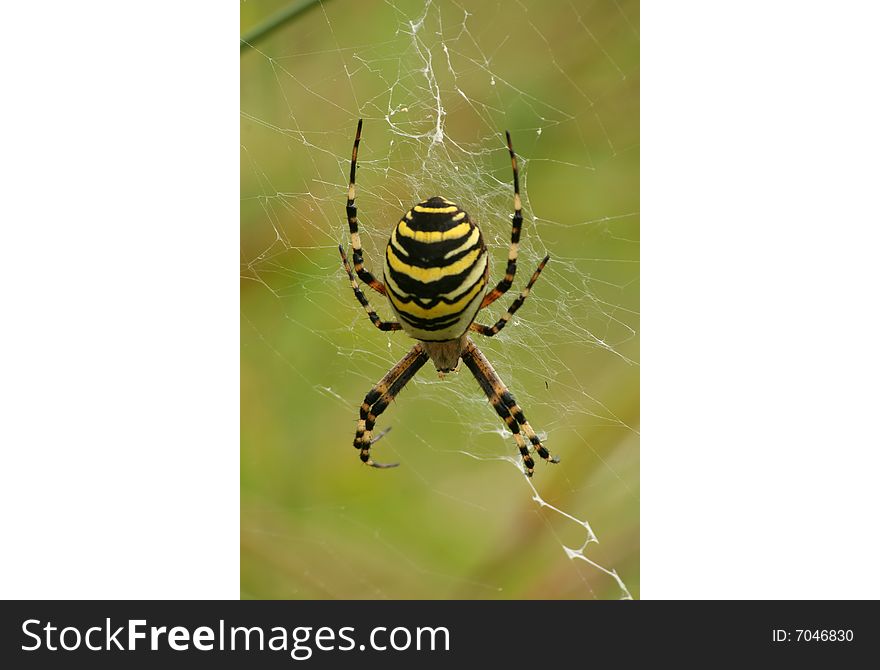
left=338, top=119, right=560, bottom=477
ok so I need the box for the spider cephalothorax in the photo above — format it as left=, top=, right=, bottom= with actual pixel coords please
left=338, top=119, right=559, bottom=476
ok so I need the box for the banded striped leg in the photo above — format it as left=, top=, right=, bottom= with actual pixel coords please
left=461, top=338, right=559, bottom=477
left=346, top=119, right=386, bottom=296
left=355, top=344, right=429, bottom=468
left=470, top=255, right=549, bottom=337
left=339, top=245, right=401, bottom=332
left=481, top=130, right=523, bottom=309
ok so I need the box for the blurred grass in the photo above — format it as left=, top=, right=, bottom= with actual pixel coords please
left=241, top=0, right=639, bottom=599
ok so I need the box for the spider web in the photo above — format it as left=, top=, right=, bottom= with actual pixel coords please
left=241, top=0, right=639, bottom=599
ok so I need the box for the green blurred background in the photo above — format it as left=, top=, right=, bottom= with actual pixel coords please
left=241, top=0, right=639, bottom=599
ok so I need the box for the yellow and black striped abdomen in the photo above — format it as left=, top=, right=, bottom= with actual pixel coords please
left=383, top=197, right=488, bottom=341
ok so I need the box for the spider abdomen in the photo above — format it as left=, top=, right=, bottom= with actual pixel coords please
left=383, top=196, right=488, bottom=341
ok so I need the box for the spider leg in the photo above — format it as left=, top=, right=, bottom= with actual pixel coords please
left=481, top=130, right=523, bottom=309
left=461, top=338, right=559, bottom=477
left=339, top=245, right=401, bottom=331
left=354, top=344, right=429, bottom=468
left=470, top=255, right=549, bottom=337
left=346, top=119, right=387, bottom=296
